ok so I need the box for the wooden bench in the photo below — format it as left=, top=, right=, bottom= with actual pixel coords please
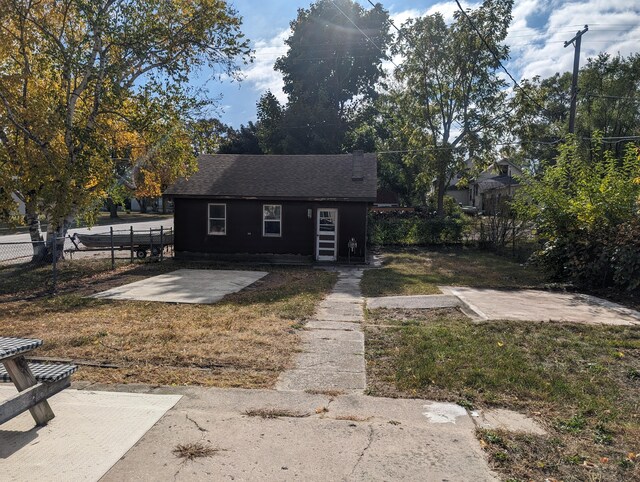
left=0, top=337, right=77, bottom=426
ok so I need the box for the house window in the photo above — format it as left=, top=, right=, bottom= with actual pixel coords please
left=208, top=203, right=226, bottom=235
left=263, top=204, right=282, bottom=237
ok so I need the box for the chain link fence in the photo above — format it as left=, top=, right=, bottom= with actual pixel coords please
left=0, top=226, right=173, bottom=291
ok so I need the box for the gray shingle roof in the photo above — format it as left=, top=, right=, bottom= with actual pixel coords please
left=165, top=153, right=377, bottom=201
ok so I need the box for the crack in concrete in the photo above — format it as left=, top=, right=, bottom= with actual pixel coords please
left=185, top=413, right=208, bottom=433
left=349, top=425, right=375, bottom=478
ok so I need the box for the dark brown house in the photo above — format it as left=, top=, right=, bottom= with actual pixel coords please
left=164, top=152, right=377, bottom=262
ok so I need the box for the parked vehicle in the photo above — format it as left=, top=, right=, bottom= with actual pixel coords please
left=460, top=204, right=481, bottom=216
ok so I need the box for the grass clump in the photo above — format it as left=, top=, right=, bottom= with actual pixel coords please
left=173, top=442, right=220, bottom=461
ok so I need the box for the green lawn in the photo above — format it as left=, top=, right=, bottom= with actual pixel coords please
left=363, top=246, right=640, bottom=481
left=361, top=246, right=546, bottom=297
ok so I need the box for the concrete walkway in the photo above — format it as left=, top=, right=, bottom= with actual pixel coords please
left=276, top=268, right=366, bottom=393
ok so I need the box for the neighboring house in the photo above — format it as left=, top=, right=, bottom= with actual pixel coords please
left=164, top=152, right=377, bottom=262
left=129, top=197, right=168, bottom=213
left=446, top=159, right=522, bottom=215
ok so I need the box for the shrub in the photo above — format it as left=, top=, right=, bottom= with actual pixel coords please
left=368, top=208, right=469, bottom=246
left=515, top=136, right=640, bottom=291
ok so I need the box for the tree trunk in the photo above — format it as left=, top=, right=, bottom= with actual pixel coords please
left=106, top=198, right=119, bottom=218
left=46, top=215, right=74, bottom=261
left=25, top=200, right=46, bottom=262
left=138, top=198, right=147, bottom=213
left=436, top=174, right=446, bottom=217
left=436, top=156, right=448, bottom=218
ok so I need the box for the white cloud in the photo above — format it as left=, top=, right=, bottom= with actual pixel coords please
left=242, top=28, right=290, bottom=104
left=508, top=0, right=640, bottom=81
left=424, top=0, right=480, bottom=23
left=238, top=0, right=640, bottom=111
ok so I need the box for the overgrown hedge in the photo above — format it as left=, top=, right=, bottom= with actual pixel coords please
left=368, top=210, right=468, bottom=245
left=515, top=137, right=640, bottom=292
left=537, top=217, right=640, bottom=291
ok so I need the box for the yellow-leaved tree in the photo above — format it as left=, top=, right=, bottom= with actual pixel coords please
left=0, top=0, right=251, bottom=260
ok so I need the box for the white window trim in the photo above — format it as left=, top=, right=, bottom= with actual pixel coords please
left=262, top=204, right=282, bottom=238
left=208, top=203, right=227, bottom=236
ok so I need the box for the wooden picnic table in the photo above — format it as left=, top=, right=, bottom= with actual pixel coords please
left=0, top=336, right=77, bottom=426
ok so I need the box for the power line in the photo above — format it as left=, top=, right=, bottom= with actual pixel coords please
left=329, top=0, right=397, bottom=68
left=454, top=0, right=550, bottom=116
left=586, top=94, right=640, bottom=102
left=365, top=0, right=402, bottom=36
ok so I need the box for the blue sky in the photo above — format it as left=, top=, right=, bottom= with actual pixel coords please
left=204, top=0, right=640, bottom=127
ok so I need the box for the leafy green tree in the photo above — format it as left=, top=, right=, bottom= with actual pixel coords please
left=510, top=53, right=640, bottom=165
left=189, top=118, right=229, bottom=156
left=260, top=0, right=390, bottom=154
left=275, top=0, right=390, bottom=114
left=256, top=91, right=284, bottom=154
left=514, top=135, right=640, bottom=290
left=578, top=54, right=640, bottom=158
left=218, top=122, right=263, bottom=154
left=0, top=0, right=251, bottom=259
left=384, top=0, right=513, bottom=215
left=376, top=92, right=433, bottom=206
left=508, top=73, right=570, bottom=170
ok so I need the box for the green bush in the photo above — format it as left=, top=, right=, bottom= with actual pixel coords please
left=515, top=136, right=640, bottom=291
left=368, top=210, right=468, bottom=245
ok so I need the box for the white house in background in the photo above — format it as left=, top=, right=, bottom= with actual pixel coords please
left=446, top=159, right=522, bottom=215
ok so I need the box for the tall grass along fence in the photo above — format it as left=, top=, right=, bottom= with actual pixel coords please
left=0, top=226, right=173, bottom=292
left=368, top=210, right=468, bottom=246
left=368, top=209, right=538, bottom=261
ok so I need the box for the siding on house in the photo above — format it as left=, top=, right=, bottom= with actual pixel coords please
left=174, top=198, right=368, bottom=259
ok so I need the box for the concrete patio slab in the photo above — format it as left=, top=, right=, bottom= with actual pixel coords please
left=91, top=269, right=268, bottom=304
left=0, top=386, right=181, bottom=482
left=446, top=287, right=640, bottom=325
left=367, top=294, right=462, bottom=310
left=100, top=387, right=497, bottom=481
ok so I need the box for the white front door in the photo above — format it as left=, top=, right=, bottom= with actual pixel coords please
left=316, top=208, right=338, bottom=261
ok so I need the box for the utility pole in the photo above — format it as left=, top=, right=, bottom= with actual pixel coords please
left=564, top=25, right=588, bottom=134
